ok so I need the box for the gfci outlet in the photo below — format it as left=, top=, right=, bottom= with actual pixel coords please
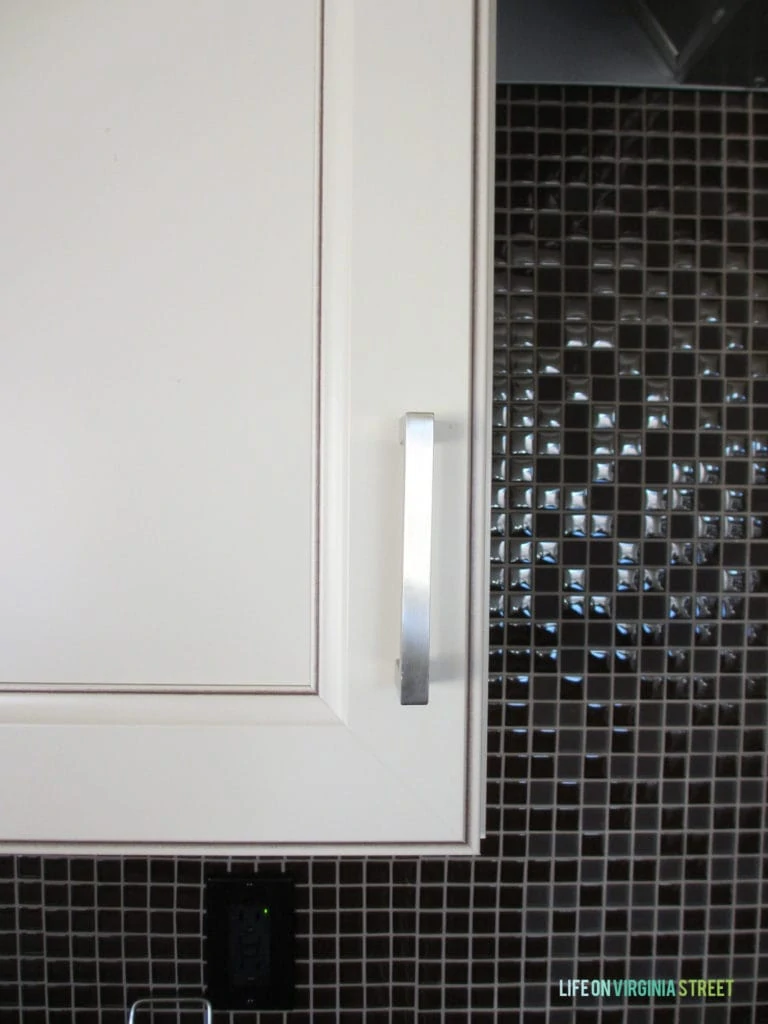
left=204, top=873, right=295, bottom=1010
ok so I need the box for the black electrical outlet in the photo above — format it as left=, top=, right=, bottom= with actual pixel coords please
left=204, top=873, right=295, bottom=1011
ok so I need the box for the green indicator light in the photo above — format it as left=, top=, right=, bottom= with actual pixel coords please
left=263, top=907, right=269, bottom=915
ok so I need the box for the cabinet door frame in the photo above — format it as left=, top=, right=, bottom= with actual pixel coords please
left=0, top=0, right=495, bottom=855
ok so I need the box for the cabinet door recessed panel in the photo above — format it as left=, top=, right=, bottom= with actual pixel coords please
left=0, top=0, right=319, bottom=688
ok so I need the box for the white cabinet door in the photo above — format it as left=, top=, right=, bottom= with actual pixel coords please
left=0, top=0, right=494, bottom=854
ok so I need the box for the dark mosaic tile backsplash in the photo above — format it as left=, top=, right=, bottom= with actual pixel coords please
left=1, top=84, right=768, bottom=1023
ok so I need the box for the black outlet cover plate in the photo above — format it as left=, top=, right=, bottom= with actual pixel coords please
left=204, top=873, right=295, bottom=1011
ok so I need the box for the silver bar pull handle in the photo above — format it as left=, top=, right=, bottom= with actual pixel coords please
left=397, top=412, right=434, bottom=705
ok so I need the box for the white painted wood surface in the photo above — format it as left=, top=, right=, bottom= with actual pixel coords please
left=0, top=0, right=495, bottom=854
left=0, top=0, right=318, bottom=687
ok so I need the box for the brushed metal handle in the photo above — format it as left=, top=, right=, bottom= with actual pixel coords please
left=396, top=412, right=434, bottom=705
left=127, top=997, right=213, bottom=1024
